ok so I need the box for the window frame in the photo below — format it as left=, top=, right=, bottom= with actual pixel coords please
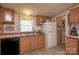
left=19, top=19, right=33, bottom=32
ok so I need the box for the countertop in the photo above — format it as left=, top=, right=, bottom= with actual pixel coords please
left=0, top=32, right=44, bottom=39
left=67, top=35, right=79, bottom=39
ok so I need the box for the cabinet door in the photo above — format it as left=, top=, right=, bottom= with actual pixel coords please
left=0, top=7, right=14, bottom=24
left=20, top=36, right=30, bottom=54
left=69, top=7, right=79, bottom=23
left=30, top=35, right=38, bottom=51
left=0, top=7, right=4, bottom=23
left=4, top=9, right=14, bottom=24
left=0, top=7, right=1, bottom=23
left=37, top=35, right=45, bottom=48
left=66, top=37, right=78, bottom=55
left=36, top=17, right=42, bottom=25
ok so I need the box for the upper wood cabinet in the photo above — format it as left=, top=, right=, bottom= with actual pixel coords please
left=69, top=7, right=79, bottom=24
left=36, top=15, right=51, bottom=25
left=0, top=7, right=14, bottom=24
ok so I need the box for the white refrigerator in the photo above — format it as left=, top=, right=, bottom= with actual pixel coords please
left=42, top=20, right=57, bottom=48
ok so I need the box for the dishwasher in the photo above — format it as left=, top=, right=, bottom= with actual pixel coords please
left=1, top=37, right=20, bottom=55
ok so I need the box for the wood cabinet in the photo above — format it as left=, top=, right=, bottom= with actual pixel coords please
left=36, top=15, right=51, bottom=25
left=37, top=35, right=45, bottom=48
left=69, top=7, right=79, bottom=24
left=66, top=37, right=79, bottom=55
left=0, top=7, right=3, bottom=33
left=0, top=7, right=15, bottom=33
left=0, top=7, right=14, bottom=24
left=36, top=16, right=43, bottom=25
left=20, top=36, right=30, bottom=54
left=0, top=24, right=3, bottom=34
left=20, top=35, right=45, bottom=54
left=30, top=35, right=38, bottom=51
left=30, top=35, right=45, bottom=51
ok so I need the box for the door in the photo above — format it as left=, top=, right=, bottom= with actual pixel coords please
left=56, top=16, right=65, bottom=46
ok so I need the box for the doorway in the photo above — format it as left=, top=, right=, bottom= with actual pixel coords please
left=56, top=16, right=65, bottom=47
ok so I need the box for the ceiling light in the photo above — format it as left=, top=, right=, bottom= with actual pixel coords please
left=23, top=10, right=33, bottom=16
left=26, top=13, right=30, bottom=16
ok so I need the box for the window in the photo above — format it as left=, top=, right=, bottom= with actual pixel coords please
left=20, top=20, right=33, bottom=32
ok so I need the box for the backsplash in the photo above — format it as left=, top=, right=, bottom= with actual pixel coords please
left=70, top=24, right=79, bottom=36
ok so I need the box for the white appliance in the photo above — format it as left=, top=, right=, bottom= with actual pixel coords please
left=42, top=20, right=57, bottom=48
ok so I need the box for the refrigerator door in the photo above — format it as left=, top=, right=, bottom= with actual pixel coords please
left=42, top=21, right=57, bottom=48
left=46, top=23, right=57, bottom=48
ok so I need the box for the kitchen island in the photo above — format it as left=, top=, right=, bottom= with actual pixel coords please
left=0, top=32, right=45, bottom=55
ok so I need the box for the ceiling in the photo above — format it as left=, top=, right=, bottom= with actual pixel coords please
left=1, top=3, right=78, bottom=17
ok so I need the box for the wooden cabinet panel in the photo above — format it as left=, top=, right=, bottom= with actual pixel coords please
left=66, top=37, right=79, bottom=55
left=0, top=7, right=14, bottom=24
left=36, top=15, right=51, bottom=25
left=20, top=35, right=45, bottom=54
left=30, top=35, right=38, bottom=51
left=30, top=35, right=45, bottom=51
left=0, top=7, right=3, bottom=23
left=37, top=35, right=45, bottom=48
left=0, top=7, right=1, bottom=23
left=20, top=36, right=30, bottom=54
left=69, top=7, right=79, bottom=24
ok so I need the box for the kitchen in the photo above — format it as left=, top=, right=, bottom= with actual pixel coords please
left=0, top=3, right=79, bottom=55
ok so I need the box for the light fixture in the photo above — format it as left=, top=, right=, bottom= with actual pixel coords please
left=23, top=10, right=32, bottom=16
left=26, top=13, right=30, bottom=16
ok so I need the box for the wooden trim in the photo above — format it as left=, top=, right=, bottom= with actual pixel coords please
left=56, top=16, right=63, bottom=46
left=0, top=39, right=1, bottom=55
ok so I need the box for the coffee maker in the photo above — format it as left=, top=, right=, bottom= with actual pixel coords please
left=70, top=26, right=78, bottom=36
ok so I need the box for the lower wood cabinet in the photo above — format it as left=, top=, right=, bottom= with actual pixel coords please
left=66, top=37, right=79, bottom=55
left=20, top=35, right=45, bottom=54
left=37, top=35, right=45, bottom=48
left=30, top=35, right=38, bottom=51
left=20, top=36, right=30, bottom=54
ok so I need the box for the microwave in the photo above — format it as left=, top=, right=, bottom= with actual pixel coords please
left=3, top=24, right=15, bottom=33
